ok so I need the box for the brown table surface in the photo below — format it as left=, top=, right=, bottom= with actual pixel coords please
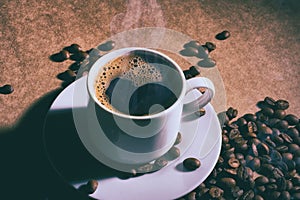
left=0, top=0, right=299, bottom=199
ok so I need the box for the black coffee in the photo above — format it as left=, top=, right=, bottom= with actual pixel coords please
left=95, top=50, right=179, bottom=116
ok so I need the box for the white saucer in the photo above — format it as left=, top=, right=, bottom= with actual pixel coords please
left=44, top=76, right=221, bottom=200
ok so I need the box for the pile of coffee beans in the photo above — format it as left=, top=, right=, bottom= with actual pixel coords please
left=179, top=97, right=300, bottom=200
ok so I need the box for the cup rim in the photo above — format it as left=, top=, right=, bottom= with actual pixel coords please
left=87, top=47, right=186, bottom=120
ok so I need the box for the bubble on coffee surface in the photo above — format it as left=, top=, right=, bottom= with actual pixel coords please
left=95, top=54, right=163, bottom=111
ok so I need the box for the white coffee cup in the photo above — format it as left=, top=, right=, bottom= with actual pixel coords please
left=86, top=47, right=215, bottom=167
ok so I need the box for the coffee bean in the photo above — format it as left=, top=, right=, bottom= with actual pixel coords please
left=241, top=190, right=254, bottom=200
left=248, top=157, right=261, bottom=171
left=267, top=118, right=280, bottom=127
left=280, top=133, right=293, bottom=143
left=174, top=132, right=182, bottom=145
left=257, top=142, right=270, bottom=155
left=284, top=114, right=299, bottom=125
left=247, top=121, right=258, bottom=133
left=264, top=97, right=276, bottom=107
left=50, top=50, right=70, bottom=62
left=0, top=84, right=14, bottom=95
left=137, top=163, right=153, bottom=173
left=215, top=30, right=231, bottom=40
left=183, top=157, right=201, bottom=171
left=64, top=43, right=82, bottom=53
left=277, top=177, right=287, bottom=191
left=243, top=113, right=257, bottom=122
left=195, top=108, right=206, bottom=117
left=272, top=167, right=284, bottom=179
left=255, top=175, right=269, bottom=186
left=287, top=127, right=299, bottom=139
left=203, top=42, right=216, bottom=52
left=279, top=191, right=291, bottom=200
left=154, top=157, right=168, bottom=170
left=296, top=123, right=300, bottom=132
left=271, top=149, right=283, bottom=161
left=269, top=191, right=280, bottom=199
left=228, top=157, right=240, bottom=168
left=165, top=146, right=180, bottom=160
left=288, top=143, right=299, bottom=153
left=78, top=179, right=98, bottom=194
left=274, top=109, right=286, bottom=119
left=275, top=99, right=289, bottom=110
left=186, top=191, right=196, bottom=200
left=229, top=129, right=240, bottom=140
left=292, top=192, right=300, bottom=200
left=209, top=187, right=223, bottom=198
left=256, top=111, right=269, bottom=122
left=259, top=126, right=273, bottom=135
left=254, top=194, right=264, bottom=200
left=276, top=145, right=288, bottom=153
left=70, top=50, right=89, bottom=62
left=220, top=177, right=236, bottom=188
left=265, top=138, right=276, bottom=148
left=236, top=117, right=247, bottom=127
left=261, top=107, right=274, bottom=117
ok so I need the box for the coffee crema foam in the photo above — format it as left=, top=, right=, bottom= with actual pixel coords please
left=95, top=54, right=163, bottom=111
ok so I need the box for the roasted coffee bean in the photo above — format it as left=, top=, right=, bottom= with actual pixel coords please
left=0, top=84, right=14, bottom=95
left=195, top=108, right=206, bottom=117
left=275, top=99, right=289, bottom=110
left=292, top=177, right=300, bottom=186
left=260, top=163, right=274, bottom=175
left=272, top=135, right=284, bottom=145
left=275, top=120, right=289, bottom=130
left=284, top=114, right=299, bottom=125
left=237, top=165, right=249, bottom=181
left=229, top=128, right=240, bottom=140
left=280, top=133, right=293, bottom=143
left=203, top=42, right=216, bottom=52
left=165, top=146, right=180, bottom=160
left=272, top=167, right=284, bottom=179
left=236, top=117, right=247, bottom=127
left=180, top=47, right=199, bottom=57
left=296, top=123, right=300, bottom=132
left=259, top=125, right=273, bottom=135
left=228, top=157, right=240, bottom=168
left=271, top=150, right=283, bottom=161
left=247, top=121, right=258, bottom=133
left=264, top=96, right=276, bottom=107
left=277, top=177, right=287, bottom=191
left=241, top=190, right=254, bottom=200
left=50, top=50, right=70, bottom=62
left=224, top=167, right=238, bottom=175
left=222, top=134, right=229, bottom=144
left=256, top=185, right=266, bottom=193
left=209, top=187, right=223, bottom=198
left=256, top=111, right=268, bottom=122
left=276, top=145, right=288, bottom=153
left=269, top=191, right=280, bottom=199
left=260, top=155, right=272, bottom=164
left=255, top=175, right=269, bottom=186
left=154, top=157, right=168, bottom=170
left=261, top=107, right=274, bottom=117
left=70, top=50, right=89, bottom=62
left=183, top=157, right=201, bottom=171
left=137, top=163, right=153, bottom=173
left=250, top=143, right=259, bottom=157
left=254, top=194, right=264, bottom=200
left=183, top=66, right=200, bottom=79
left=248, top=157, right=261, bottom=171
left=268, top=118, right=281, bottom=127
left=78, top=179, right=98, bottom=194
left=274, top=109, right=286, bottom=119
left=288, top=143, right=299, bottom=153
left=215, top=30, right=231, bottom=40
left=265, top=138, right=276, bottom=148
left=279, top=191, right=291, bottom=200
left=64, top=43, right=82, bottom=53
left=220, top=177, right=236, bottom=188
left=292, top=192, right=300, bottom=199
left=243, top=113, right=257, bottom=122
left=226, top=107, right=238, bottom=120
left=287, top=127, right=299, bottom=139
left=174, top=132, right=182, bottom=145
left=257, top=142, right=270, bottom=155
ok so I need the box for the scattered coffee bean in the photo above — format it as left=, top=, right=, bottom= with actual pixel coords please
left=183, top=66, right=200, bottom=79
left=274, top=109, right=286, bottom=119
left=203, top=42, right=216, bottom=52
left=0, top=84, right=14, bottom=95
left=183, top=157, right=201, bottom=171
left=275, top=99, right=289, bottom=110
left=209, top=187, right=223, bottom=198
left=220, top=177, right=236, bottom=188
left=255, top=175, right=269, bottom=186
left=50, top=50, right=70, bottom=62
left=261, top=107, right=274, bottom=117
left=215, top=30, right=231, bottom=40
left=174, top=132, right=182, bottom=145
left=78, top=179, right=98, bottom=194
left=195, top=108, right=206, bottom=117
left=64, top=43, right=82, bottom=53
left=228, top=157, right=240, bottom=168
left=70, top=50, right=89, bottom=62
left=264, top=96, right=276, bottom=107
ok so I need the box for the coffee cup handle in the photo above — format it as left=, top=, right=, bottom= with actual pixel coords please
left=182, top=77, right=215, bottom=116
